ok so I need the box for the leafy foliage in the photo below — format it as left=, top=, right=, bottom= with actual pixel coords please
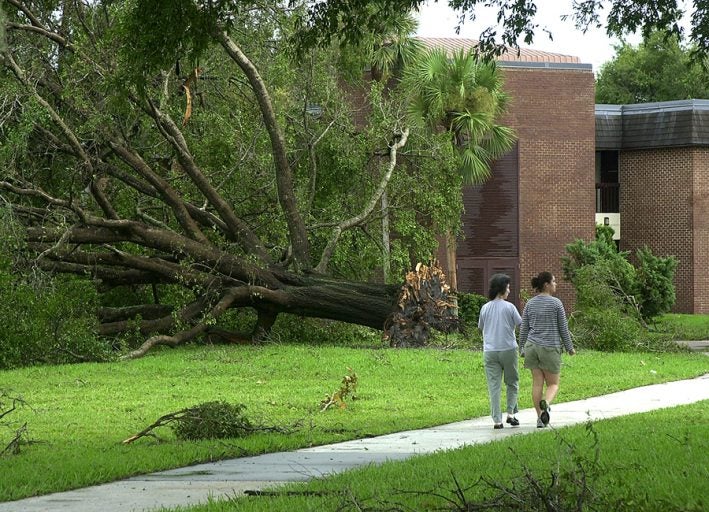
left=563, top=225, right=679, bottom=350
left=0, top=211, right=107, bottom=369
left=596, top=30, right=709, bottom=103
left=567, top=264, right=642, bottom=351
left=457, top=292, right=488, bottom=331
left=401, top=48, right=516, bottom=184
left=635, top=246, right=678, bottom=319
left=172, top=401, right=253, bottom=441
left=294, top=1, right=709, bottom=61
left=562, top=225, right=637, bottom=300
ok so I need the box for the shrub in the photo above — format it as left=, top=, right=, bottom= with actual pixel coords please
left=0, top=210, right=108, bottom=368
left=264, top=314, right=382, bottom=347
left=562, top=226, right=637, bottom=302
left=0, top=269, right=109, bottom=368
left=635, top=246, right=678, bottom=319
left=563, top=225, right=678, bottom=326
left=568, top=266, right=643, bottom=352
left=570, top=307, right=643, bottom=352
left=457, top=292, right=488, bottom=330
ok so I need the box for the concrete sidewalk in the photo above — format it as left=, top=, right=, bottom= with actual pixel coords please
left=2, top=374, right=708, bottom=512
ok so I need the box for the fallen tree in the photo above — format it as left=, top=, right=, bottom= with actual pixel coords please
left=0, top=1, right=466, bottom=357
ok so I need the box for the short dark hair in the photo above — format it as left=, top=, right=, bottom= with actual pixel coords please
left=531, top=271, right=553, bottom=292
left=488, top=273, right=511, bottom=300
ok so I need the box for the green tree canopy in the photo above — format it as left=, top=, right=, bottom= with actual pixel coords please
left=596, top=30, right=709, bottom=104
left=294, top=1, right=709, bottom=60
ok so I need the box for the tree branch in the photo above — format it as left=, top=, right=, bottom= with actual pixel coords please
left=109, top=142, right=211, bottom=244
left=120, top=287, right=249, bottom=359
left=315, top=128, right=409, bottom=273
left=6, top=22, right=70, bottom=48
left=216, top=30, right=312, bottom=270
left=144, top=100, right=271, bottom=262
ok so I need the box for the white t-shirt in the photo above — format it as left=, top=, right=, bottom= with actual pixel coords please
left=478, top=298, right=523, bottom=352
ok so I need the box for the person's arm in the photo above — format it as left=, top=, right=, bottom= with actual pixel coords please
left=557, top=302, right=575, bottom=354
left=512, top=307, right=522, bottom=327
left=519, top=306, right=529, bottom=355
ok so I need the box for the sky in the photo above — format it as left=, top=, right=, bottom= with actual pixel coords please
left=415, top=0, right=691, bottom=74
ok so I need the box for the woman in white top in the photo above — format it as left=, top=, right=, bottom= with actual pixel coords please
left=478, top=273, right=523, bottom=429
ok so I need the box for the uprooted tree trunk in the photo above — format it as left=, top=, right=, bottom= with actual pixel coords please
left=385, top=262, right=460, bottom=347
left=0, top=1, right=459, bottom=359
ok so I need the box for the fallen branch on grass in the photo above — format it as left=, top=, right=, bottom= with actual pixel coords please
left=123, top=401, right=300, bottom=444
left=320, top=368, right=358, bottom=411
left=1, top=423, right=28, bottom=457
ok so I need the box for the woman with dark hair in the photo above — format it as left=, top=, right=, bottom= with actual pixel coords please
left=519, top=271, right=576, bottom=428
left=478, top=273, right=522, bottom=429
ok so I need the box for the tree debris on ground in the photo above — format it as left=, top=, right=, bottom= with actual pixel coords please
left=384, top=262, right=460, bottom=347
left=320, top=368, right=358, bottom=411
left=122, top=401, right=299, bottom=444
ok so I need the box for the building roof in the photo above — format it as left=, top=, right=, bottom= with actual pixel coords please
left=596, top=100, right=709, bottom=149
left=417, top=37, right=582, bottom=65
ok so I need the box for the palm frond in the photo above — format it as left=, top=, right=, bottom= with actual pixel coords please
left=482, top=125, right=516, bottom=160
left=452, top=110, right=492, bottom=142
left=401, top=44, right=517, bottom=183
left=460, top=146, right=492, bottom=184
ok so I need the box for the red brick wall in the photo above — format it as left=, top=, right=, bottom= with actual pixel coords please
left=619, top=148, right=694, bottom=312
left=692, top=148, right=709, bottom=313
left=501, top=67, right=596, bottom=310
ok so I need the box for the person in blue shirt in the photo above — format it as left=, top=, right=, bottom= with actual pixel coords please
left=478, top=273, right=523, bottom=429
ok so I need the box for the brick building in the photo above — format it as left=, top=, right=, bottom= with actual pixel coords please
left=596, top=100, right=709, bottom=314
left=424, top=38, right=596, bottom=310
left=417, top=39, right=709, bottom=314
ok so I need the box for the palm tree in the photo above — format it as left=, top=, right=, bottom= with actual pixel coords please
left=401, top=46, right=516, bottom=291
left=368, top=14, right=423, bottom=82
left=402, top=47, right=516, bottom=184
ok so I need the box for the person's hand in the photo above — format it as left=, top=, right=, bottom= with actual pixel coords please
left=568, top=348, right=576, bottom=356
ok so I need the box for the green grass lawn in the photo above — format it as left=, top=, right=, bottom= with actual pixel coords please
left=651, top=313, right=709, bottom=340
left=1, top=343, right=707, bottom=502
left=171, top=402, right=709, bottom=511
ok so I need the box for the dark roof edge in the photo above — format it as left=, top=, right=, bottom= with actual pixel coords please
left=596, top=99, right=709, bottom=115
left=499, top=61, right=592, bottom=71
left=595, top=99, right=709, bottom=149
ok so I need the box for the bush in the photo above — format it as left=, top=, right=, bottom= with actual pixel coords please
left=564, top=225, right=678, bottom=325
left=457, top=292, right=488, bottom=331
left=570, top=307, right=643, bottom=352
left=562, top=226, right=637, bottom=302
left=263, top=314, right=382, bottom=347
left=0, top=210, right=108, bottom=368
left=635, top=246, right=678, bottom=319
left=0, top=271, right=109, bottom=368
left=568, top=266, right=643, bottom=352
